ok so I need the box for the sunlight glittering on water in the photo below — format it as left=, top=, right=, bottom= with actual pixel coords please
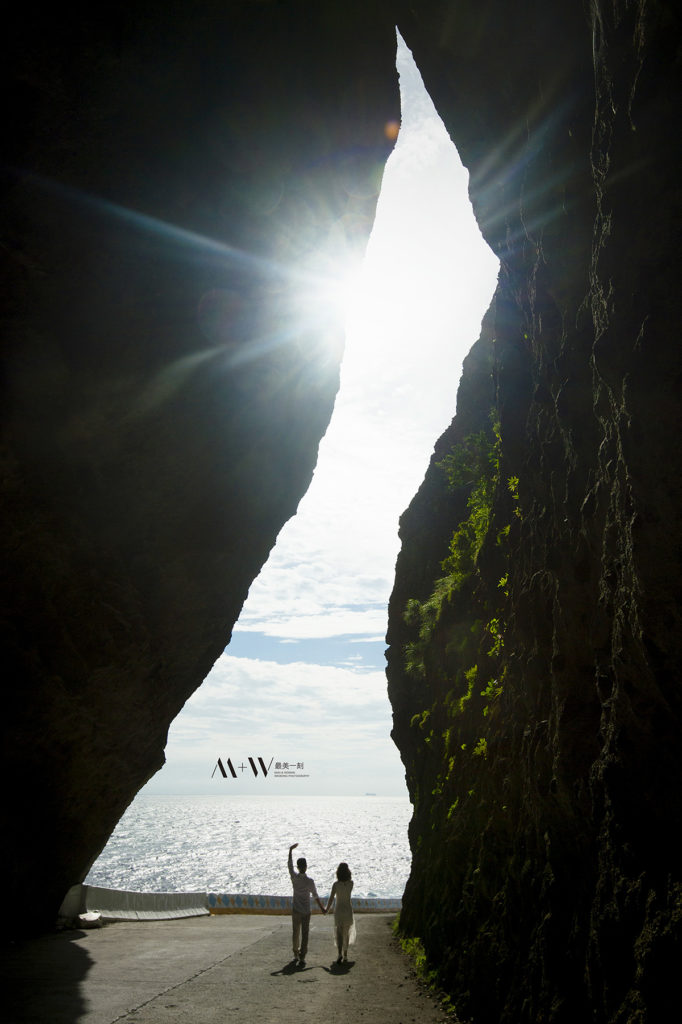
left=86, top=794, right=412, bottom=898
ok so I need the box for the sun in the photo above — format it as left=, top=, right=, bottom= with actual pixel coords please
left=315, top=260, right=365, bottom=326
left=289, top=248, right=366, bottom=341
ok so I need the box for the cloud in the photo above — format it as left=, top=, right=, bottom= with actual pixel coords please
left=143, top=652, right=404, bottom=795
left=188, top=654, right=388, bottom=714
left=236, top=606, right=388, bottom=640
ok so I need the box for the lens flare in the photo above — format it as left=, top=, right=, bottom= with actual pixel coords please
left=384, top=120, right=400, bottom=142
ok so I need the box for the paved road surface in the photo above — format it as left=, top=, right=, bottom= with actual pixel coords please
left=3, top=914, right=451, bottom=1023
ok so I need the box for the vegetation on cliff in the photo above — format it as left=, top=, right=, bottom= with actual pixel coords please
left=402, top=419, right=516, bottom=794
left=388, top=3, right=682, bottom=1021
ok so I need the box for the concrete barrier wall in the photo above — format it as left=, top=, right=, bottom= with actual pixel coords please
left=82, top=885, right=209, bottom=920
left=209, top=893, right=293, bottom=915
left=348, top=897, right=402, bottom=913
left=208, top=893, right=402, bottom=915
left=58, top=885, right=401, bottom=922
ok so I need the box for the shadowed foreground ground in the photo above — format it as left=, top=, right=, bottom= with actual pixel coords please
left=2, top=914, right=451, bottom=1024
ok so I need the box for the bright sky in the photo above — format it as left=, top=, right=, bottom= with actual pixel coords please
left=142, top=35, right=498, bottom=797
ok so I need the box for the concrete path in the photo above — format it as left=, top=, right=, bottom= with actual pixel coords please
left=2, top=914, right=451, bottom=1024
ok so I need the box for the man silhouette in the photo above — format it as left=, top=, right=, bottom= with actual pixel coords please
left=287, top=842, right=326, bottom=965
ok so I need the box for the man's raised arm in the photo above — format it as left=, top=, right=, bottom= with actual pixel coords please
left=288, top=842, right=298, bottom=879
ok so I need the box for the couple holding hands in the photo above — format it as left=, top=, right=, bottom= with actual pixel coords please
left=287, top=842, right=356, bottom=966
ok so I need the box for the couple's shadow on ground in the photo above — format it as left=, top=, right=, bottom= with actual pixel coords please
left=324, top=960, right=355, bottom=975
left=272, top=959, right=355, bottom=977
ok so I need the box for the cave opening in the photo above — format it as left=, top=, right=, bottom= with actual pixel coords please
left=85, top=34, right=498, bottom=899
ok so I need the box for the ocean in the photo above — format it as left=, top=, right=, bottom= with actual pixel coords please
left=85, top=794, right=412, bottom=899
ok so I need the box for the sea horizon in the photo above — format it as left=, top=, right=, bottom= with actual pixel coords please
left=87, top=793, right=412, bottom=899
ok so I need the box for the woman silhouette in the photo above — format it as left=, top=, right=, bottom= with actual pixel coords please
left=324, top=861, right=356, bottom=963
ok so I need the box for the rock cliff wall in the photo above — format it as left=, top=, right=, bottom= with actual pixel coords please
left=1, top=1, right=398, bottom=930
left=387, top=2, right=682, bottom=1021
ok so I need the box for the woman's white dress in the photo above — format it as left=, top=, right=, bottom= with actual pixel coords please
left=330, top=878, right=356, bottom=950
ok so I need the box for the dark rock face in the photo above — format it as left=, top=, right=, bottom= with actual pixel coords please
left=1, top=3, right=399, bottom=929
left=387, top=2, right=682, bottom=1021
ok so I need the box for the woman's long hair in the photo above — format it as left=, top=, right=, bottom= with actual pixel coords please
left=336, top=861, right=352, bottom=882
